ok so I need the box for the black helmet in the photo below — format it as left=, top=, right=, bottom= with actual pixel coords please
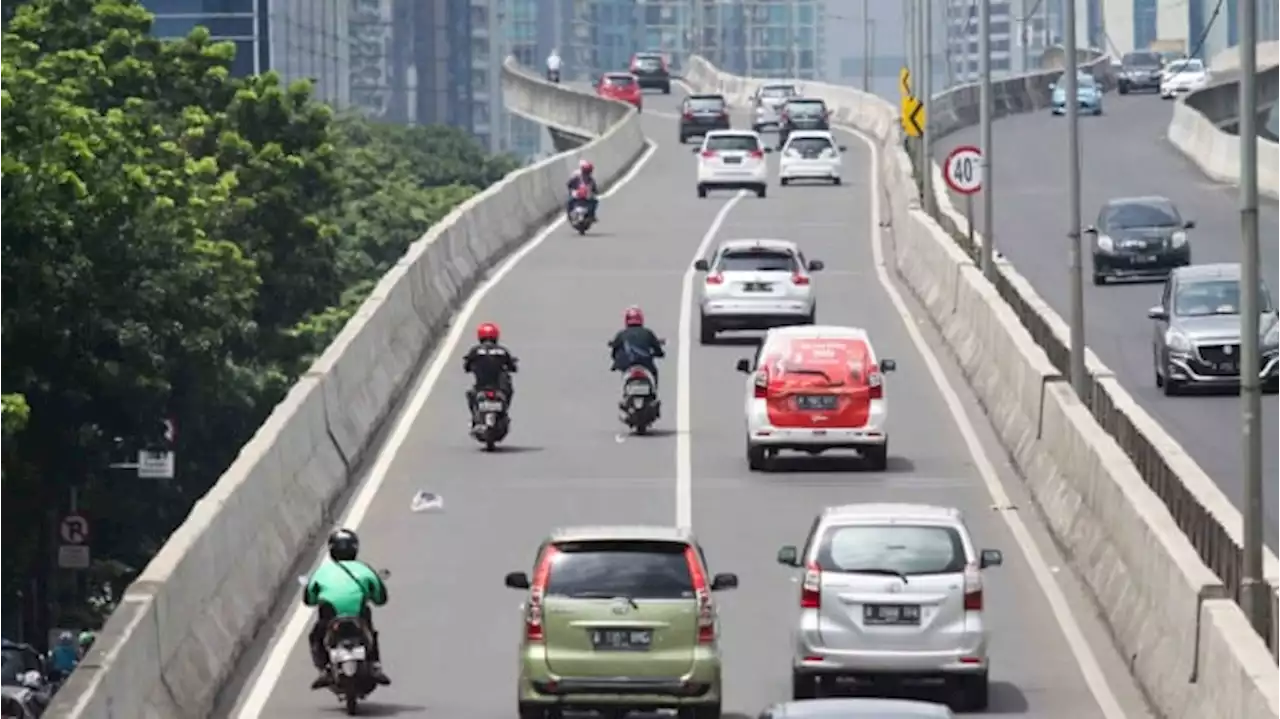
left=328, top=528, right=359, bottom=562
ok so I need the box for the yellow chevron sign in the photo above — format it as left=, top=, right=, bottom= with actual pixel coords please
left=901, top=95, right=925, bottom=138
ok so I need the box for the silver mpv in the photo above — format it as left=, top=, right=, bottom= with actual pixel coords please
left=776, top=504, right=1003, bottom=712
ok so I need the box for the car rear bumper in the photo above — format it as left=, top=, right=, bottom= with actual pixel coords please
left=703, top=299, right=811, bottom=320
left=1119, top=77, right=1161, bottom=90
left=519, top=654, right=720, bottom=707
left=794, top=648, right=989, bottom=676
left=1094, top=248, right=1189, bottom=276
left=780, top=159, right=841, bottom=178
left=748, top=426, right=888, bottom=448
left=681, top=120, right=730, bottom=136
left=634, top=75, right=671, bottom=89
left=1052, top=100, right=1102, bottom=114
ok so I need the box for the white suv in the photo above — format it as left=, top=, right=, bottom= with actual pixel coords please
left=779, top=130, right=846, bottom=186
left=694, top=238, right=823, bottom=344
left=694, top=130, right=770, bottom=198
left=776, top=503, right=1004, bottom=711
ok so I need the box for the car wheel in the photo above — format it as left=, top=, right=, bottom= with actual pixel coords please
left=1264, top=379, right=1279, bottom=395
left=755, top=184, right=767, bottom=199
left=863, top=443, right=888, bottom=471
left=697, top=184, right=708, bottom=199
left=1092, top=272, right=1106, bottom=286
left=791, top=671, right=819, bottom=700
left=662, top=84, right=671, bottom=95
left=1162, top=375, right=1182, bottom=396
left=699, top=315, right=716, bottom=344
left=518, top=702, right=548, bottom=719
left=832, top=176, right=842, bottom=186
left=746, top=442, right=769, bottom=471
left=780, top=177, right=791, bottom=186
left=1119, top=84, right=1130, bottom=95
left=804, top=308, right=816, bottom=325
left=952, top=672, right=990, bottom=712
left=1154, top=361, right=1165, bottom=388
left=678, top=134, right=687, bottom=144
left=679, top=704, right=721, bottom=719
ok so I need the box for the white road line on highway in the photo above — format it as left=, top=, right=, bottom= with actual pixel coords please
left=843, top=125, right=1129, bottom=719
left=231, top=141, right=660, bottom=718
left=675, top=191, right=747, bottom=530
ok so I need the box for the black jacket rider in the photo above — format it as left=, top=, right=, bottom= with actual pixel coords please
left=463, top=341, right=518, bottom=410
left=609, top=326, right=665, bottom=383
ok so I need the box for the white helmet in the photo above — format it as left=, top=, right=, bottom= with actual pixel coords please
left=19, top=670, right=42, bottom=689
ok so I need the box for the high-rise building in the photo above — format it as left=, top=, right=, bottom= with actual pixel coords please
left=943, top=0, right=1051, bottom=84
left=691, top=1, right=827, bottom=80
left=505, top=0, right=546, bottom=158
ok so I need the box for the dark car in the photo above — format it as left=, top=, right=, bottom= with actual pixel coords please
left=679, top=94, right=730, bottom=143
left=1118, top=51, right=1164, bottom=93
left=1086, top=196, right=1194, bottom=285
left=0, top=641, right=43, bottom=687
left=777, top=98, right=830, bottom=149
left=629, top=52, right=671, bottom=94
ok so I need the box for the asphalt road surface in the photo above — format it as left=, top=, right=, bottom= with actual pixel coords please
left=935, top=90, right=1280, bottom=545
left=218, top=89, right=1156, bottom=719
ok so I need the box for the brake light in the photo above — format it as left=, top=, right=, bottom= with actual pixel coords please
left=705, top=273, right=723, bottom=285
left=791, top=273, right=809, bottom=285
left=701, top=150, right=717, bottom=158
left=963, top=565, right=983, bottom=611
left=630, top=59, right=639, bottom=72
left=867, top=370, right=883, bottom=400
left=748, top=149, right=764, bottom=159
left=800, top=561, right=821, bottom=608
left=525, top=546, right=559, bottom=642
left=753, top=370, right=769, bottom=399
left=684, top=547, right=716, bottom=643
left=627, top=368, right=649, bottom=380
left=485, top=390, right=496, bottom=398
left=683, top=110, right=695, bottom=120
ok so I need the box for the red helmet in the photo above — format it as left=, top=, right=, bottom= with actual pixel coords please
left=579, top=160, right=594, bottom=175
left=624, top=306, right=644, bottom=327
left=477, top=322, right=500, bottom=342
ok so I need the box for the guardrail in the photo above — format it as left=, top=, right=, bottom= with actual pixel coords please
left=43, top=57, right=647, bottom=718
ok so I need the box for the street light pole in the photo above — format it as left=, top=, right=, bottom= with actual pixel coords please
left=922, top=0, right=935, bottom=214
left=862, top=0, right=871, bottom=92
left=913, top=0, right=925, bottom=180
left=1237, top=0, right=1267, bottom=635
left=979, top=0, right=996, bottom=278
left=1064, top=0, right=1087, bottom=397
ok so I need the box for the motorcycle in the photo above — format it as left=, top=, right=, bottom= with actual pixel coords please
left=619, top=365, right=661, bottom=434
left=567, top=185, right=595, bottom=235
left=471, top=388, right=511, bottom=450
left=546, top=68, right=561, bottom=83
left=296, top=569, right=391, bottom=716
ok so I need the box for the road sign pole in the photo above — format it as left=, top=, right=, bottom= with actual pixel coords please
left=921, top=0, right=934, bottom=216
left=1064, top=0, right=1087, bottom=399
left=913, top=0, right=925, bottom=182
left=979, top=0, right=995, bottom=279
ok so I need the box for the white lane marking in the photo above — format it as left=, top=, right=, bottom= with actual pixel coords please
left=842, top=125, right=1129, bottom=719
left=232, top=141, right=659, bottom=718
left=675, top=191, right=747, bottom=530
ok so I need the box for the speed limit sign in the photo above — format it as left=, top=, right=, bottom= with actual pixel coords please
left=943, top=145, right=983, bottom=195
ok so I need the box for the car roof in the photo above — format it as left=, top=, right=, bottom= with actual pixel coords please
left=634, top=51, right=662, bottom=58
left=1172, top=262, right=1241, bottom=281
left=785, top=96, right=826, bottom=103
left=718, top=237, right=798, bottom=253
left=687, top=93, right=726, bottom=100
left=786, top=130, right=835, bottom=140
left=1105, top=194, right=1175, bottom=209
left=705, top=129, right=761, bottom=138
left=820, top=502, right=964, bottom=525
left=548, top=525, right=695, bottom=543
left=768, top=697, right=954, bottom=718
left=603, top=72, right=636, bottom=79
left=766, top=325, right=871, bottom=342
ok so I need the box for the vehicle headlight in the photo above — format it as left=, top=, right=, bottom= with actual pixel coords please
left=1170, top=230, right=1188, bottom=247
left=1165, top=330, right=1192, bottom=352
left=1096, top=234, right=1115, bottom=252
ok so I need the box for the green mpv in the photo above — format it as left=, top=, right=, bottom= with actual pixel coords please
left=504, top=525, right=738, bottom=719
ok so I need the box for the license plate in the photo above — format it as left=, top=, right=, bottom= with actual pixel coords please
left=477, top=400, right=504, bottom=412
left=796, top=395, right=837, bottom=410
left=1134, top=255, right=1158, bottom=263
left=625, top=382, right=651, bottom=396
left=590, top=628, right=652, bottom=650
left=743, top=282, right=771, bottom=292
left=330, top=646, right=366, bottom=662
left=863, top=604, right=921, bottom=625
left=723, top=156, right=743, bottom=164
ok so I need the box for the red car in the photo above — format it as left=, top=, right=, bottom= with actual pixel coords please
left=596, top=72, right=643, bottom=111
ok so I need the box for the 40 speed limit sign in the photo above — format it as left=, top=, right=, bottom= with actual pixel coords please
left=943, top=145, right=983, bottom=195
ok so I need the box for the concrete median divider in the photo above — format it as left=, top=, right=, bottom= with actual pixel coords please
left=682, top=56, right=1279, bottom=718
left=44, top=57, right=648, bottom=719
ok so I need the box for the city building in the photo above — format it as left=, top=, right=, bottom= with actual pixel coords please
left=943, top=0, right=1051, bottom=84
left=738, top=0, right=826, bottom=79
left=504, top=0, right=546, bottom=158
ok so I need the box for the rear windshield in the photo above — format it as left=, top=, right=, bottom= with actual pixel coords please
left=1123, top=52, right=1162, bottom=67
left=717, top=249, right=797, bottom=273
left=818, top=524, right=967, bottom=576
left=768, top=339, right=870, bottom=383
left=761, top=85, right=798, bottom=98
left=544, top=540, right=695, bottom=600
left=687, top=96, right=726, bottom=110
left=633, top=56, right=662, bottom=69
left=1167, top=59, right=1204, bottom=73
left=705, top=134, right=761, bottom=152
left=1105, top=202, right=1180, bottom=228
left=605, top=75, right=635, bottom=86
left=787, top=136, right=834, bottom=153
left=786, top=100, right=826, bottom=116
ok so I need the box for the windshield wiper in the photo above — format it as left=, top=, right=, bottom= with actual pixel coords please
left=848, top=568, right=910, bottom=583
left=569, top=591, right=639, bottom=608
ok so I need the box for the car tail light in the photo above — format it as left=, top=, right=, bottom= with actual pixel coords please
left=963, top=565, right=983, bottom=611
left=525, top=547, right=559, bottom=642
left=683, top=547, right=716, bottom=643
left=705, top=273, right=723, bottom=285
left=630, top=59, right=639, bottom=72
left=749, top=149, right=764, bottom=159
left=683, top=110, right=695, bottom=120
left=701, top=150, right=717, bottom=158
left=791, top=273, right=809, bottom=285
left=800, top=561, right=821, bottom=608
left=867, top=370, right=883, bottom=400
left=753, top=370, right=769, bottom=399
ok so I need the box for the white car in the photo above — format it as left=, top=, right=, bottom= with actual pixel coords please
left=735, top=325, right=895, bottom=470
left=779, top=130, right=847, bottom=186
left=694, top=129, right=770, bottom=198
left=776, top=503, right=1003, bottom=711
left=751, top=82, right=801, bottom=132
left=1160, top=58, right=1209, bottom=98
left=694, top=238, right=824, bottom=343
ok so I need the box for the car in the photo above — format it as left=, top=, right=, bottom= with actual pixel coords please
left=680, top=94, right=731, bottom=143
left=1, top=640, right=44, bottom=687
left=630, top=51, right=671, bottom=93
left=504, top=525, right=738, bottom=719
left=1050, top=72, right=1103, bottom=115
left=694, top=238, right=824, bottom=343
left=751, top=82, right=801, bottom=132
left=735, top=325, right=895, bottom=470
left=596, top=72, right=643, bottom=111
left=1147, top=263, right=1280, bottom=395
left=1160, top=57, right=1210, bottom=98
left=776, top=503, right=1003, bottom=710
left=760, top=697, right=955, bottom=718
left=1, top=685, right=42, bottom=719
left=1117, top=50, right=1164, bottom=93
left=694, top=130, right=771, bottom=198
left=1086, top=195, right=1194, bottom=284
left=777, top=97, right=831, bottom=149
left=778, top=130, right=847, bottom=186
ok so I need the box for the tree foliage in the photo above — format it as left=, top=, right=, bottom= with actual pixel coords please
left=1, top=0, right=518, bottom=632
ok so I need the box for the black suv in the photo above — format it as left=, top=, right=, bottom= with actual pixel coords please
left=777, top=98, right=830, bottom=149
left=679, top=94, right=730, bottom=143
left=1118, top=51, right=1164, bottom=94
left=630, top=52, right=671, bottom=94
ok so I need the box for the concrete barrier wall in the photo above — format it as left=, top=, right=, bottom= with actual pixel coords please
left=44, top=57, right=649, bottom=719
left=1169, top=42, right=1280, bottom=199
left=682, top=56, right=1280, bottom=719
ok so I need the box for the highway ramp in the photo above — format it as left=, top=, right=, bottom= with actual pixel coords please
left=219, top=90, right=1154, bottom=719
left=934, top=92, right=1280, bottom=544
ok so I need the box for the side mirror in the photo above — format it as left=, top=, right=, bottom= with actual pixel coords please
left=1083, top=225, right=1098, bottom=235
left=1184, top=219, right=1196, bottom=229
left=504, top=571, right=531, bottom=589
left=979, top=549, right=1004, bottom=569
left=1147, top=306, right=1168, bottom=321
left=807, top=259, right=825, bottom=271
left=1048, top=83, right=1056, bottom=91
left=710, top=572, right=739, bottom=591
left=763, top=147, right=774, bottom=153
left=838, top=145, right=848, bottom=152
left=694, top=258, right=710, bottom=271
left=879, top=358, right=897, bottom=373
left=736, top=358, right=753, bottom=374
left=776, top=545, right=800, bottom=567
left=690, top=147, right=701, bottom=154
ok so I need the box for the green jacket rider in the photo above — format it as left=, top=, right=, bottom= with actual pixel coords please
left=303, top=528, right=391, bottom=689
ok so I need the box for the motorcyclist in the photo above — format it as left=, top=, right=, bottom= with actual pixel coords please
left=47, top=631, right=78, bottom=680
left=18, top=670, right=51, bottom=714
left=545, top=48, right=562, bottom=82
left=609, top=305, right=665, bottom=392
left=303, top=529, right=390, bottom=689
left=77, top=630, right=95, bottom=658
left=566, top=160, right=600, bottom=222
left=463, top=322, right=518, bottom=423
